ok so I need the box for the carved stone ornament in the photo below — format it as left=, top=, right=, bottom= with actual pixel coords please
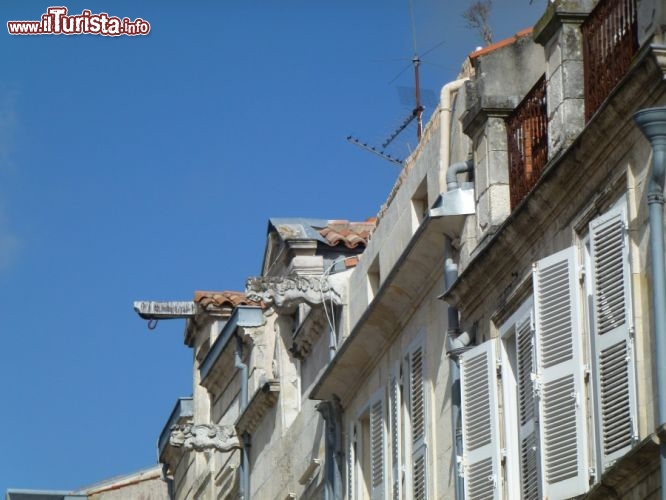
left=245, top=275, right=342, bottom=310
left=169, top=424, right=241, bottom=452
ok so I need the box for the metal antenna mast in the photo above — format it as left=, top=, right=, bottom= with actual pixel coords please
left=346, top=0, right=431, bottom=165
left=408, top=0, right=424, bottom=141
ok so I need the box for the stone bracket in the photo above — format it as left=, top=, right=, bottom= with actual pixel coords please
left=245, top=275, right=343, bottom=312
left=169, top=423, right=241, bottom=452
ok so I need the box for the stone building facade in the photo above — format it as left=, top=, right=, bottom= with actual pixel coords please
left=5, top=466, right=168, bottom=500
left=146, top=0, right=666, bottom=499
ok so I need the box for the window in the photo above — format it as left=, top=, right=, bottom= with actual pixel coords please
left=348, top=389, right=386, bottom=500
left=347, top=338, right=428, bottom=500
left=460, top=201, right=637, bottom=500
left=586, top=202, right=637, bottom=470
left=499, top=299, right=538, bottom=500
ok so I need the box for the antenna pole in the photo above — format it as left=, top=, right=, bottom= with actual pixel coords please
left=413, top=56, right=424, bottom=141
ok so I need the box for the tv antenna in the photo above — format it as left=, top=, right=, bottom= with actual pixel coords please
left=347, top=0, right=441, bottom=166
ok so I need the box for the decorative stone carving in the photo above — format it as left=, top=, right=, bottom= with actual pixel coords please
left=169, top=424, right=241, bottom=452
left=245, top=275, right=343, bottom=311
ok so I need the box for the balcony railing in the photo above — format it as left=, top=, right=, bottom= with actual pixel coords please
left=582, top=0, right=638, bottom=122
left=506, top=75, right=548, bottom=210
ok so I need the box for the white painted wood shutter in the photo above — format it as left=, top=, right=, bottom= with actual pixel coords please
left=533, top=247, right=589, bottom=499
left=389, top=363, right=402, bottom=500
left=515, top=312, right=540, bottom=500
left=589, top=204, right=637, bottom=469
left=460, top=340, right=502, bottom=500
left=409, top=344, right=428, bottom=500
left=347, top=423, right=356, bottom=500
left=370, top=395, right=387, bottom=500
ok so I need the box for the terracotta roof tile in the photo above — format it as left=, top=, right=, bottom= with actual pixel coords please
left=469, top=28, right=533, bottom=60
left=193, top=291, right=262, bottom=310
left=319, top=218, right=376, bottom=249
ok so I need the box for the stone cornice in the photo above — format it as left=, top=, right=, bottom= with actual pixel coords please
left=245, top=275, right=343, bottom=313
left=235, top=380, right=280, bottom=436
left=169, top=424, right=241, bottom=452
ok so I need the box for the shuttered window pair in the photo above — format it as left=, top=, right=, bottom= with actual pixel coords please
left=347, top=342, right=427, bottom=499
left=460, top=203, right=636, bottom=500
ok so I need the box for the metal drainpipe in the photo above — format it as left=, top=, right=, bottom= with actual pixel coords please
left=443, top=160, right=475, bottom=500
left=234, top=334, right=250, bottom=499
left=635, top=107, right=666, bottom=500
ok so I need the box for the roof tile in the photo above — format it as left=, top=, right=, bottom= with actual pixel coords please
left=193, top=291, right=262, bottom=310
left=469, top=28, right=533, bottom=60
left=319, top=219, right=376, bottom=249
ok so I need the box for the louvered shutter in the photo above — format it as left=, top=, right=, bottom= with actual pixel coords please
left=515, top=313, right=540, bottom=500
left=589, top=205, right=637, bottom=469
left=370, top=395, right=386, bottom=500
left=409, top=344, right=428, bottom=500
left=460, top=340, right=502, bottom=500
left=347, top=423, right=356, bottom=500
left=389, top=363, right=402, bottom=500
left=533, top=247, right=589, bottom=499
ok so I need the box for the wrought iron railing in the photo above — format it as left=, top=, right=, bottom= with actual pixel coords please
left=506, top=75, right=548, bottom=210
left=582, top=0, right=638, bottom=122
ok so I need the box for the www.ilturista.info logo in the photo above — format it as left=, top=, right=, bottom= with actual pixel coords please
left=7, top=7, right=151, bottom=36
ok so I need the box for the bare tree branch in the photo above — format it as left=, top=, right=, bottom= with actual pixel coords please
left=463, top=0, right=493, bottom=46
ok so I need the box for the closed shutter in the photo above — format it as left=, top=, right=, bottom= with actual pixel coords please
left=533, top=247, right=589, bottom=499
left=389, top=363, right=402, bottom=500
left=409, top=344, right=428, bottom=500
left=515, top=313, right=540, bottom=500
left=460, top=340, right=502, bottom=500
left=347, top=423, right=356, bottom=500
left=370, top=395, right=386, bottom=500
left=589, top=204, right=637, bottom=469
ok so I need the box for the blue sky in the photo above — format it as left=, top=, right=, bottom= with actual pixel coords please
left=0, top=0, right=544, bottom=493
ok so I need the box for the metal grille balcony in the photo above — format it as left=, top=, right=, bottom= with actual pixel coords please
left=582, top=0, right=638, bottom=122
left=506, top=75, right=548, bottom=210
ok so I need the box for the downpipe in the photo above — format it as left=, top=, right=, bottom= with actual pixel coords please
left=234, top=334, right=250, bottom=499
left=443, top=160, right=474, bottom=500
left=438, top=74, right=472, bottom=500
left=635, top=106, right=666, bottom=500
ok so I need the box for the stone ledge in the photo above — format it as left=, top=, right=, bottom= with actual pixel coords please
left=235, top=380, right=280, bottom=435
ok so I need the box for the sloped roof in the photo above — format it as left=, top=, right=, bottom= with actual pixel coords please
left=268, top=218, right=376, bottom=249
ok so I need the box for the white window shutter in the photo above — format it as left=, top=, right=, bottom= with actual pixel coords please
left=589, top=204, right=637, bottom=469
left=347, top=423, right=356, bottom=500
left=389, top=363, right=402, bottom=500
left=533, top=247, right=589, bottom=499
left=370, top=395, right=387, bottom=500
left=460, top=340, right=502, bottom=500
left=409, top=344, right=428, bottom=500
left=515, top=312, right=540, bottom=500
